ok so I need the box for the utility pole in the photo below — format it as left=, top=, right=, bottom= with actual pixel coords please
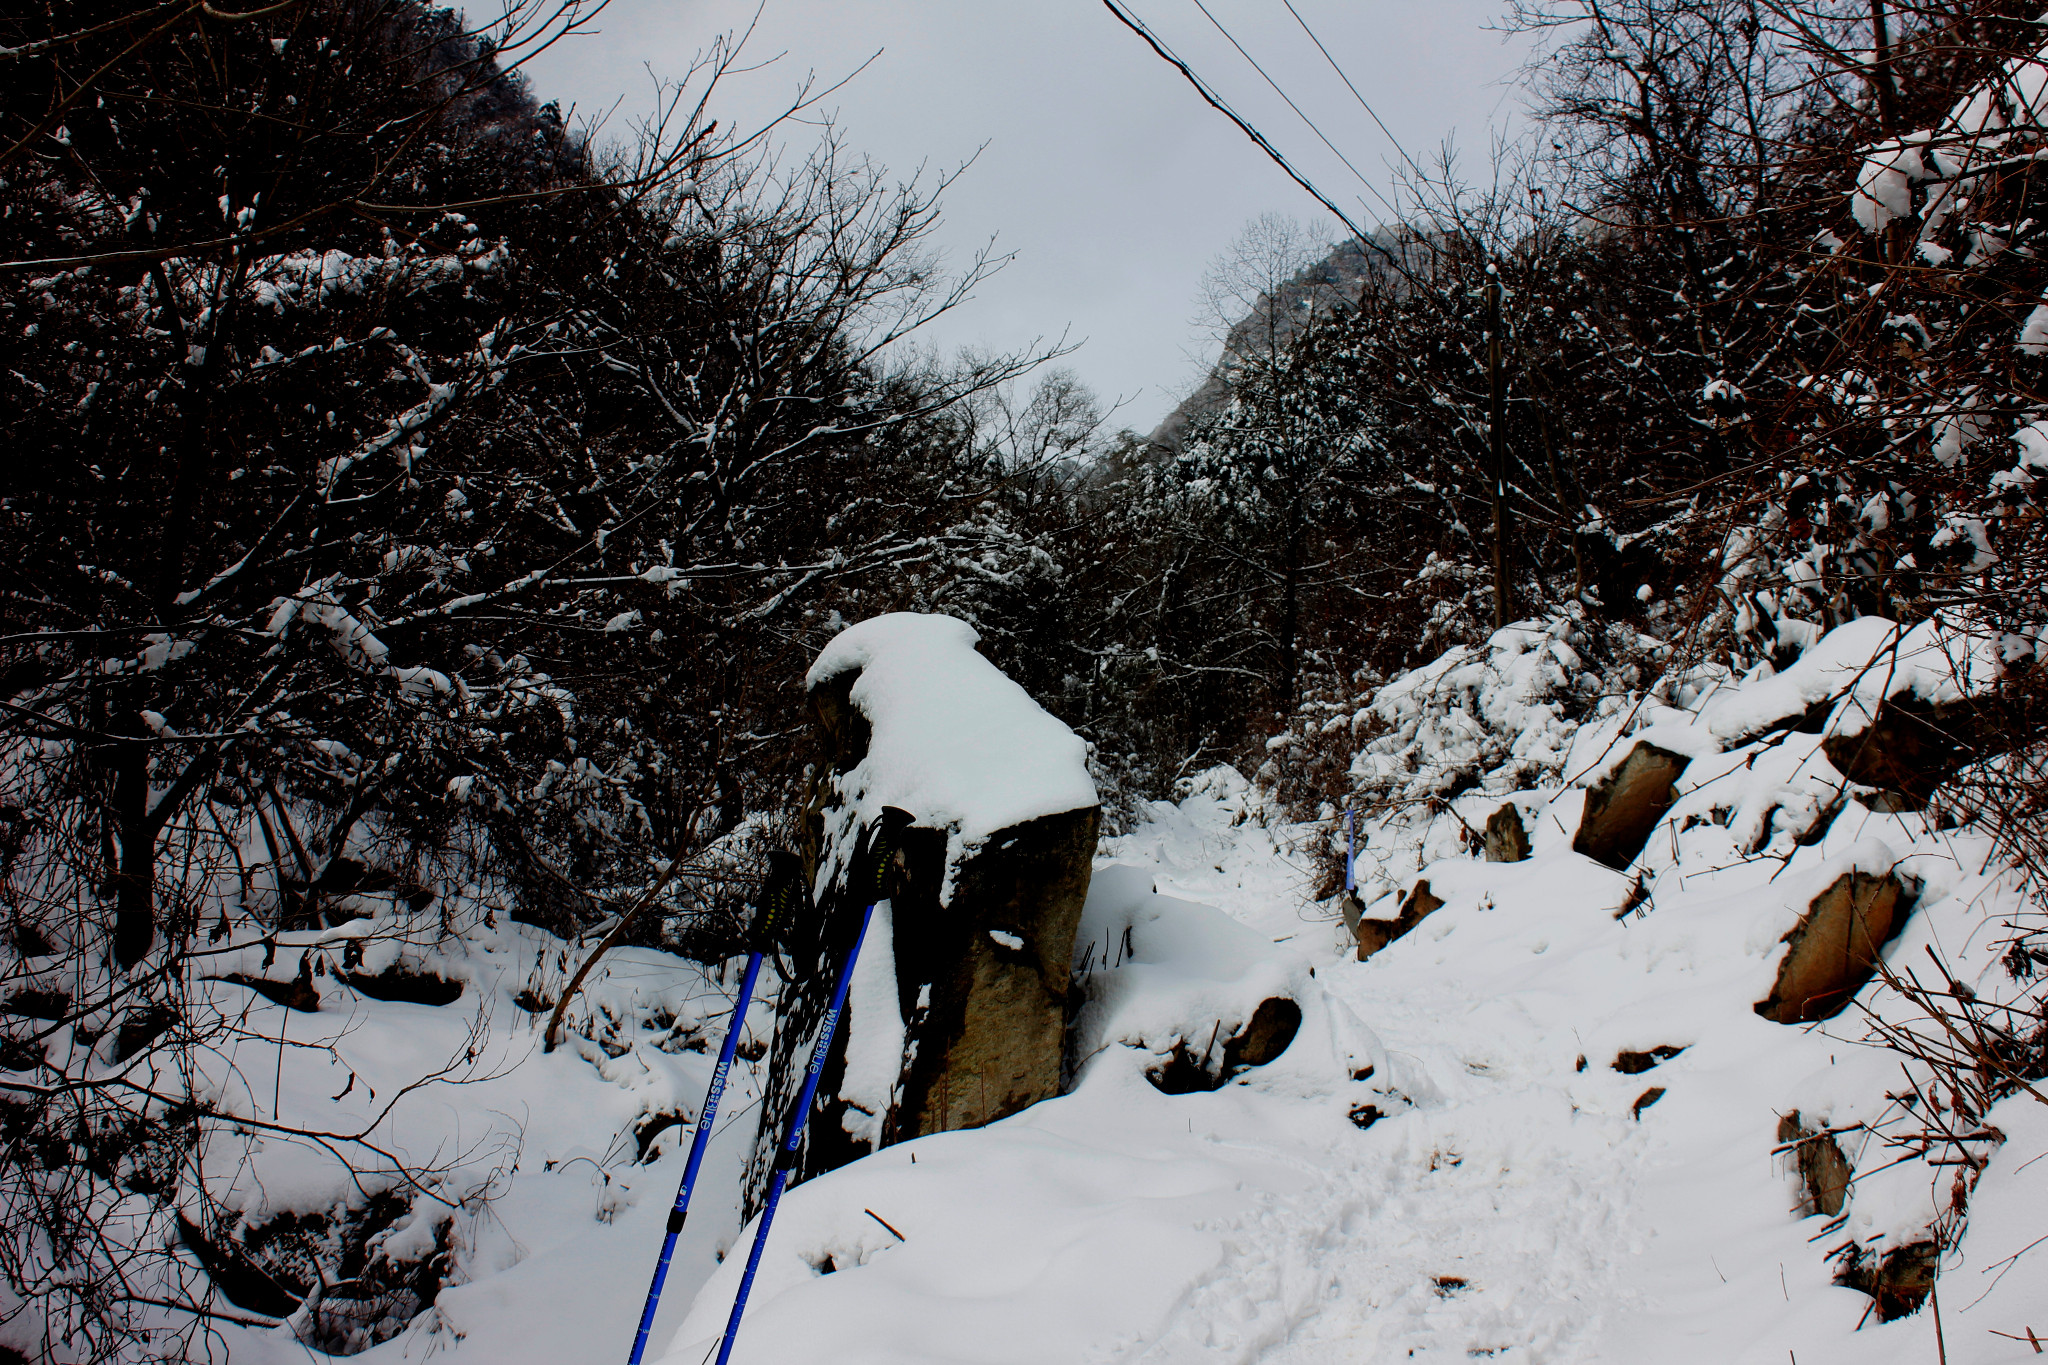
left=1487, top=276, right=1512, bottom=630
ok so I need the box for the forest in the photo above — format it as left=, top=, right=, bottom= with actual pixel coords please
left=4, top=1, right=2048, bottom=1361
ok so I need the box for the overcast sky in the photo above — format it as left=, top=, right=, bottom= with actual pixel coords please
left=525, top=2, right=1534, bottom=434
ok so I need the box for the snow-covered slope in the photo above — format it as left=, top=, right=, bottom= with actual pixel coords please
left=644, top=619, right=2045, bottom=1365
left=635, top=757, right=2040, bottom=1365
left=171, top=626, right=2046, bottom=1365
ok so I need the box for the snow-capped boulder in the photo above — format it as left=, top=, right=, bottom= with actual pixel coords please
left=767, top=614, right=1100, bottom=1191
left=1823, top=693, right=1992, bottom=808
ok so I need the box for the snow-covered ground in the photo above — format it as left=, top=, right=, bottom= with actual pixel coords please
left=184, top=627, right=2047, bottom=1365
left=642, top=766, right=2044, bottom=1365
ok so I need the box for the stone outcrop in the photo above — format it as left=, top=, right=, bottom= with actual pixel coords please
left=1484, top=802, right=1530, bottom=863
left=1837, top=1240, right=1939, bottom=1322
left=1573, top=742, right=1691, bottom=869
left=1147, top=997, right=1303, bottom=1093
left=864, top=808, right=1100, bottom=1140
left=754, top=615, right=1100, bottom=1206
left=1824, top=693, right=2003, bottom=810
left=1355, top=879, right=1445, bottom=961
left=1755, top=870, right=1909, bottom=1024
left=1223, top=996, right=1302, bottom=1073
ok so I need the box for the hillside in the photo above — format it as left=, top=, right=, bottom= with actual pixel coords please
left=9, top=2, right=2048, bottom=1361
left=1144, top=228, right=1430, bottom=454
left=91, top=616, right=2045, bottom=1365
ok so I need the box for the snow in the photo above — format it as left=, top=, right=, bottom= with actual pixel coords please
left=808, top=612, right=1098, bottom=886
left=1852, top=40, right=2048, bottom=237
left=1852, top=139, right=1925, bottom=233
left=1698, top=615, right=2000, bottom=739
left=2018, top=304, right=2048, bottom=356
left=1352, top=617, right=1596, bottom=804
left=1560, top=615, right=2007, bottom=800
left=647, top=626, right=2045, bottom=1365
left=840, top=899, right=907, bottom=1147
left=648, top=763, right=2038, bottom=1365
left=109, top=619, right=2046, bottom=1365
left=102, top=916, right=778, bottom=1364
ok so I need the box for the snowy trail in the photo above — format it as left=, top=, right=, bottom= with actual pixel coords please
left=655, top=767, right=2043, bottom=1365
left=650, top=781, right=1655, bottom=1365
left=1107, top=790, right=1648, bottom=1364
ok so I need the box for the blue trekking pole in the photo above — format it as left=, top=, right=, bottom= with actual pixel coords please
left=713, top=821, right=893, bottom=1365
left=625, top=852, right=809, bottom=1365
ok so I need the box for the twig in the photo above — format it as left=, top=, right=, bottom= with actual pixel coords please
left=544, top=858, right=691, bottom=1052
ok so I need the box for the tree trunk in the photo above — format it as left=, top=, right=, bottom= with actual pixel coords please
left=106, top=713, right=217, bottom=967
left=1869, top=0, right=1898, bottom=135
left=1278, top=554, right=1299, bottom=714
left=112, top=829, right=158, bottom=969
left=109, top=730, right=154, bottom=967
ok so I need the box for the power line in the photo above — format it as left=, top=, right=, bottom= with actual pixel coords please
left=1186, top=0, right=1402, bottom=225
left=1279, top=0, right=1426, bottom=183
left=1099, top=0, right=1371, bottom=245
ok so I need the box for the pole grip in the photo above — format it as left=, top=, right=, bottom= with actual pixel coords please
left=747, top=850, right=809, bottom=954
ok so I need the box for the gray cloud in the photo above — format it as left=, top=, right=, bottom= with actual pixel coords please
left=527, top=1, right=1530, bottom=432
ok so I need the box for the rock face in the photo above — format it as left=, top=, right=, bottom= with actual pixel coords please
left=751, top=615, right=1100, bottom=1207
left=1484, top=802, right=1530, bottom=863
left=867, top=809, right=1100, bottom=1141
left=1145, top=229, right=1428, bottom=454
left=1356, top=879, right=1445, bottom=961
left=1755, top=870, right=1908, bottom=1024
left=1573, top=742, right=1691, bottom=868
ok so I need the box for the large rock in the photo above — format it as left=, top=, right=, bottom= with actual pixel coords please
left=1355, top=879, right=1445, bottom=961
left=1573, top=741, right=1690, bottom=868
left=1824, top=693, right=1996, bottom=809
left=1484, top=802, right=1530, bottom=862
left=751, top=615, right=1100, bottom=1205
left=864, top=807, right=1099, bottom=1141
left=1755, top=870, right=1908, bottom=1024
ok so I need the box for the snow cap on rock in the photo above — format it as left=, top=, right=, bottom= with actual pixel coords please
left=807, top=613, right=1097, bottom=849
